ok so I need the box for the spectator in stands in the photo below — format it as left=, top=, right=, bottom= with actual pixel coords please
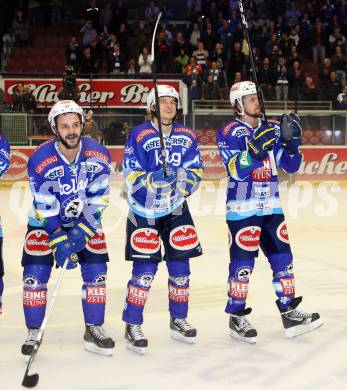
left=189, top=23, right=201, bottom=49
left=145, top=1, right=160, bottom=26
left=319, top=57, right=333, bottom=88
left=210, top=42, right=226, bottom=70
left=80, top=47, right=96, bottom=74
left=65, top=36, right=81, bottom=70
left=192, top=41, right=209, bottom=71
left=336, top=84, right=347, bottom=109
left=112, top=0, right=128, bottom=26
left=80, top=20, right=98, bottom=47
left=108, top=42, right=125, bottom=73
left=84, top=110, right=102, bottom=143
left=185, top=56, right=203, bottom=78
left=85, top=0, right=100, bottom=30
left=89, top=34, right=102, bottom=71
left=323, top=71, right=342, bottom=107
left=288, top=60, right=305, bottom=100
left=13, top=9, right=29, bottom=47
left=172, top=31, right=190, bottom=59
left=127, top=58, right=136, bottom=74
left=99, top=25, right=112, bottom=58
left=331, top=45, right=347, bottom=88
left=202, top=73, right=221, bottom=100
left=285, top=2, right=301, bottom=24
left=218, top=20, right=233, bottom=52
left=117, top=23, right=129, bottom=57
left=286, top=45, right=302, bottom=67
left=279, top=32, right=292, bottom=59
left=328, top=27, right=346, bottom=55
left=160, top=23, right=173, bottom=44
left=0, top=88, right=10, bottom=112
left=301, top=77, right=318, bottom=101
left=188, top=74, right=202, bottom=107
left=133, top=20, right=151, bottom=58
left=258, top=57, right=276, bottom=100
left=175, top=47, right=190, bottom=73
left=288, top=26, right=301, bottom=49
left=12, top=83, right=37, bottom=112
left=312, top=20, right=327, bottom=64
left=155, top=31, right=171, bottom=73
left=99, top=1, right=113, bottom=28
left=275, top=57, right=289, bottom=101
left=138, top=47, right=153, bottom=73
left=209, top=60, right=228, bottom=99
left=201, top=22, right=217, bottom=57
left=227, top=41, right=245, bottom=86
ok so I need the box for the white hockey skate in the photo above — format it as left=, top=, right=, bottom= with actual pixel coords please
left=84, top=325, right=115, bottom=356
left=170, top=317, right=197, bottom=344
left=125, top=324, right=148, bottom=355
left=229, top=308, right=257, bottom=344
left=21, top=328, right=40, bottom=361
left=277, top=297, right=323, bottom=338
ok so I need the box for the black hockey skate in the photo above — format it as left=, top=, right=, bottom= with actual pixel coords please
left=125, top=324, right=148, bottom=355
left=84, top=325, right=115, bottom=356
left=170, top=317, right=197, bottom=344
left=229, top=308, right=257, bottom=344
left=21, top=328, right=40, bottom=358
left=276, top=297, right=322, bottom=338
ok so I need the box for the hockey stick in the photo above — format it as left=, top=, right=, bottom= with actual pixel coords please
left=238, top=0, right=278, bottom=176
left=151, top=12, right=168, bottom=176
left=22, top=258, right=70, bottom=388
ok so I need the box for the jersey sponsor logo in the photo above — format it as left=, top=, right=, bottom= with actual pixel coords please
left=24, top=229, right=51, bottom=256
left=235, top=226, right=261, bottom=251
left=58, top=177, right=89, bottom=195
left=235, top=267, right=252, bottom=281
left=169, top=225, right=199, bottom=251
left=277, top=221, right=289, bottom=244
left=280, top=277, right=295, bottom=295
left=81, top=161, right=104, bottom=174
left=86, top=286, right=106, bottom=304
left=23, top=289, right=47, bottom=307
left=86, top=232, right=108, bottom=254
left=168, top=284, right=189, bottom=303
left=136, top=128, right=157, bottom=143
left=170, top=135, right=192, bottom=148
left=233, top=127, right=250, bottom=137
left=174, top=127, right=196, bottom=139
left=134, top=272, right=154, bottom=288
left=130, top=228, right=160, bottom=254
left=62, top=197, right=84, bottom=219
left=229, top=279, right=248, bottom=300
left=127, top=284, right=148, bottom=307
left=35, top=156, right=58, bottom=174
left=169, top=275, right=189, bottom=287
left=143, top=137, right=161, bottom=151
left=251, top=158, right=272, bottom=181
left=23, top=275, right=40, bottom=288
left=44, top=165, right=64, bottom=180
left=254, top=184, right=271, bottom=198
left=84, top=150, right=109, bottom=163
left=154, top=150, right=182, bottom=166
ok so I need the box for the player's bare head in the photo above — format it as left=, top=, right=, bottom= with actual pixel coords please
left=48, top=100, right=85, bottom=149
left=229, top=81, right=260, bottom=118
left=146, top=85, right=181, bottom=121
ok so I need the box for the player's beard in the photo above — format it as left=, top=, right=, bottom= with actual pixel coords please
left=59, top=133, right=82, bottom=149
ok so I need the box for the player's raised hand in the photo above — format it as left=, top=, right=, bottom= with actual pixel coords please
left=247, top=123, right=277, bottom=160
left=280, top=112, right=302, bottom=155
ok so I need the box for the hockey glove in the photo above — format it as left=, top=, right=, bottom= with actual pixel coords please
left=280, top=112, right=302, bottom=155
left=68, top=218, right=96, bottom=253
left=176, top=168, right=198, bottom=197
left=247, top=124, right=277, bottom=160
left=48, top=230, right=78, bottom=270
left=145, top=168, right=177, bottom=197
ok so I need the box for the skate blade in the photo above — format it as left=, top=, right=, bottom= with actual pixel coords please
left=170, top=330, right=196, bottom=344
left=84, top=341, right=115, bottom=356
left=126, top=341, right=147, bottom=355
left=285, top=318, right=323, bottom=338
left=230, top=329, right=256, bottom=344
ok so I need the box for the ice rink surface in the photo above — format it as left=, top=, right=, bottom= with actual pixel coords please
left=0, top=180, right=346, bottom=390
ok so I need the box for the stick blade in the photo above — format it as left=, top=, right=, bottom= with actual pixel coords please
left=22, top=373, right=39, bottom=388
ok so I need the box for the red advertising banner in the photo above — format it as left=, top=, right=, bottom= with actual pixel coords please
left=0, top=78, right=181, bottom=108
left=2, top=146, right=347, bottom=182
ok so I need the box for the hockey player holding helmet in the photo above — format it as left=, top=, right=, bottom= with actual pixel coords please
left=122, top=85, right=203, bottom=354
left=217, top=81, right=322, bottom=343
left=21, top=100, right=115, bottom=357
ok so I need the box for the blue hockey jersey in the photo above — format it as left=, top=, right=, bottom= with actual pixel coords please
left=217, top=118, right=302, bottom=221
left=27, top=137, right=111, bottom=234
left=123, top=121, right=203, bottom=218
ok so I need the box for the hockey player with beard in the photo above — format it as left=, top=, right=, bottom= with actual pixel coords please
left=0, top=134, right=11, bottom=316
left=217, top=81, right=322, bottom=343
left=122, top=85, right=203, bottom=354
left=21, top=100, right=115, bottom=357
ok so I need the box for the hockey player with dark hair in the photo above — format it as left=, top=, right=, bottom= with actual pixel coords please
left=217, top=81, right=322, bottom=344
left=122, top=84, right=203, bottom=354
left=21, top=100, right=115, bottom=357
left=0, top=134, right=11, bottom=316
